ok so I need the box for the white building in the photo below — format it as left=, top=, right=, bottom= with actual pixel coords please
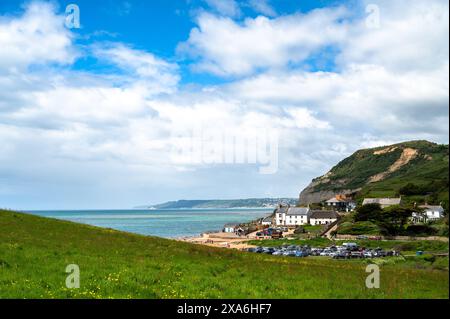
left=411, top=205, right=445, bottom=223
left=223, top=223, right=237, bottom=233
left=261, top=216, right=273, bottom=226
left=276, top=206, right=310, bottom=226
left=325, top=196, right=356, bottom=212
left=362, top=197, right=401, bottom=209
left=309, top=210, right=339, bottom=225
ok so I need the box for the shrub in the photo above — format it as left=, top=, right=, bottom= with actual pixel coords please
left=354, top=203, right=383, bottom=222
left=337, top=221, right=381, bottom=235
left=405, top=224, right=437, bottom=236
left=399, top=183, right=427, bottom=196
left=422, top=254, right=436, bottom=263
left=432, top=257, right=449, bottom=270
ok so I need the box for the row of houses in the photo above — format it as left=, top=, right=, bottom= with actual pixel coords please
left=361, top=197, right=445, bottom=222
left=274, top=205, right=339, bottom=227
left=271, top=196, right=445, bottom=227
left=225, top=197, right=445, bottom=233
left=325, top=194, right=356, bottom=212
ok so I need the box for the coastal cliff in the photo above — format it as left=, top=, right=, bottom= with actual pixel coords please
left=299, top=140, right=449, bottom=205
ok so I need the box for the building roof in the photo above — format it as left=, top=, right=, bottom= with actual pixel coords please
left=325, top=198, right=342, bottom=203
left=418, top=205, right=444, bottom=212
left=326, top=196, right=355, bottom=204
left=277, top=205, right=288, bottom=214
left=223, top=223, right=238, bottom=227
left=362, top=198, right=401, bottom=206
left=309, top=210, right=339, bottom=219
left=262, top=216, right=272, bottom=222
left=286, top=207, right=310, bottom=215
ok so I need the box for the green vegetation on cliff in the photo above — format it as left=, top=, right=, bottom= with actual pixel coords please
left=300, top=140, right=449, bottom=207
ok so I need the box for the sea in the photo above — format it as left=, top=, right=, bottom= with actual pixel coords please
left=25, top=208, right=273, bottom=238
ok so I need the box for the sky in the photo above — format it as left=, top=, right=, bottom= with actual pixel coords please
left=0, top=0, right=448, bottom=210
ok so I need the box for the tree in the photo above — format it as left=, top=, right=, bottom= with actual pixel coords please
left=379, top=206, right=415, bottom=235
left=354, top=203, right=383, bottom=222
left=399, top=183, right=425, bottom=195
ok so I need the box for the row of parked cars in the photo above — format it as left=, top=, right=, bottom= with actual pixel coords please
left=246, top=242, right=400, bottom=259
left=247, top=245, right=309, bottom=257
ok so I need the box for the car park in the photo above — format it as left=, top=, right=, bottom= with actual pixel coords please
left=246, top=243, right=399, bottom=260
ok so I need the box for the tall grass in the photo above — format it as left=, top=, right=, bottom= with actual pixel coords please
left=0, top=210, right=448, bottom=299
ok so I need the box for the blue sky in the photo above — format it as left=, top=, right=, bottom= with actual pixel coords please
left=0, top=0, right=448, bottom=209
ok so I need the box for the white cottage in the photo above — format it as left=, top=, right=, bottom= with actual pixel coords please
left=223, top=223, right=237, bottom=233
left=261, top=216, right=273, bottom=226
left=412, top=205, right=445, bottom=223
left=309, top=210, right=339, bottom=225
left=276, top=206, right=310, bottom=226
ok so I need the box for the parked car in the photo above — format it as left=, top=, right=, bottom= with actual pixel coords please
left=356, top=235, right=368, bottom=240
left=343, top=242, right=359, bottom=251
left=295, top=250, right=308, bottom=257
left=271, top=231, right=283, bottom=239
left=320, top=250, right=331, bottom=256
left=374, top=250, right=387, bottom=257
left=262, top=247, right=275, bottom=254
left=350, top=251, right=364, bottom=258
left=333, top=251, right=350, bottom=259
left=255, top=247, right=264, bottom=253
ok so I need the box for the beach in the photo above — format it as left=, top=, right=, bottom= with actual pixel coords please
left=178, top=228, right=296, bottom=250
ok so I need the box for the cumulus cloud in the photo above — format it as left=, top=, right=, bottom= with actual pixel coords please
left=247, top=0, right=276, bottom=17
left=92, top=43, right=180, bottom=93
left=178, top=7, right=349, bottom=76
left=0, top=1, right=76, bottom=72
left=0, top=0, right=448, bottom=208
left=338, top=0, right=449, bottom=72
left=203, top=0, right=241, bottom=18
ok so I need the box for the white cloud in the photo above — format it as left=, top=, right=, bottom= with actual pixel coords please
left=92, top=43, right=180, bottom=94
left=0, top=0, right=448, bottom=209
left=204, top=0, right=241, bottom=18
left=338, top=0, right=449, bottom=72
left=178, top=7, right=349, bottom=76
left=0, top=1, right=76, bottom=72
left=247, top=0, right=276, bottom=17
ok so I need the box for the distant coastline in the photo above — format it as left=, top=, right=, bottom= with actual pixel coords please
left=26, top=208, right=272, bottom=238
left=137, top=198, right=297, bottom=210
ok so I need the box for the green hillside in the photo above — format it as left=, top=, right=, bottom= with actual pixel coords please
left=299, top=140, right=449, bottom=206
left=0, top=210, right=448, bottom=298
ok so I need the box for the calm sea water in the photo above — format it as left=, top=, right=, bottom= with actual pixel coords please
left=25, top=209, right=273, bottom=238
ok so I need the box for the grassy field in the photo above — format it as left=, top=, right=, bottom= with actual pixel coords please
left=0, top=210, right=448, bottom=299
